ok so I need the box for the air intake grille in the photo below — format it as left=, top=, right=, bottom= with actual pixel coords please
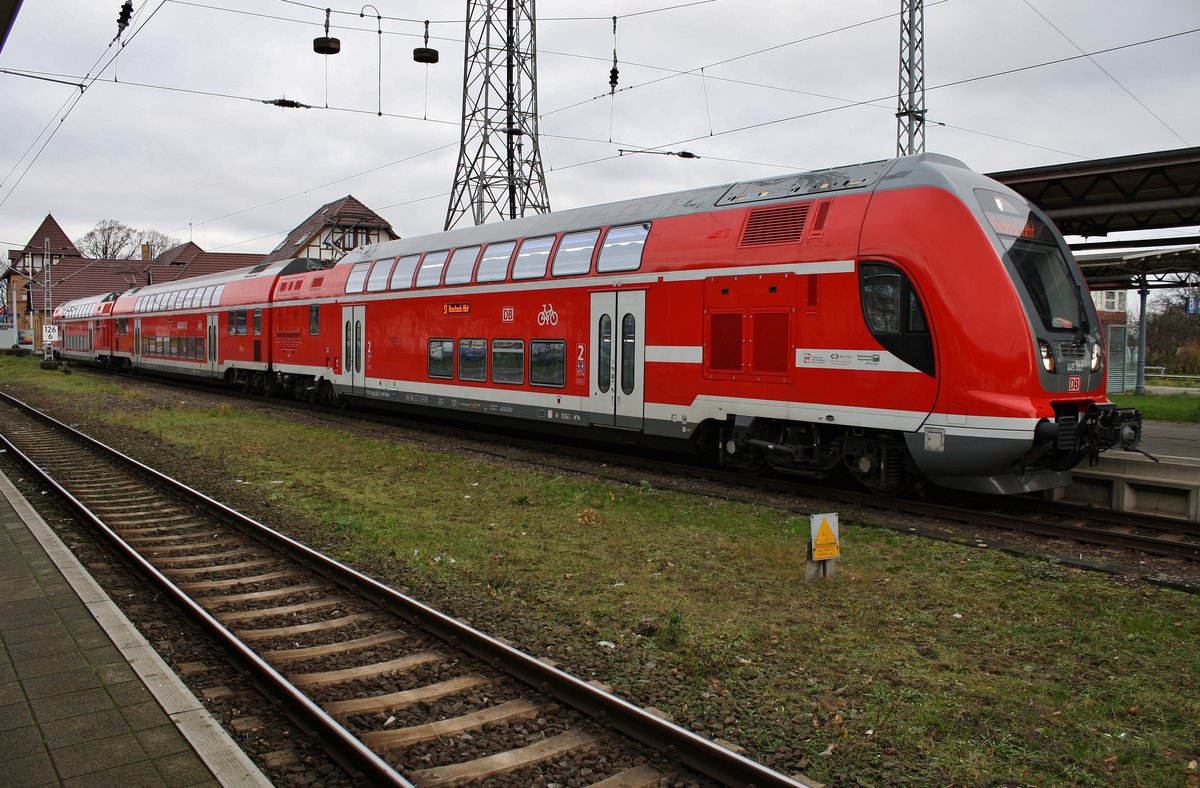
left=740, top=203, right=810, bottom=246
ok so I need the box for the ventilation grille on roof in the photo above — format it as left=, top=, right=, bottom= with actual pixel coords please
left=740, top=203, right=810, bottom=246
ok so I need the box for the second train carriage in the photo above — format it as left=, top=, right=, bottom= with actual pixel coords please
left=54, top=153, right=1141, bottom=494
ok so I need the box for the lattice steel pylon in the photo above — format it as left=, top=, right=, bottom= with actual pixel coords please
left=895, top=0, right=926, bottom=156
left=445, top=0, right=550, bottom=230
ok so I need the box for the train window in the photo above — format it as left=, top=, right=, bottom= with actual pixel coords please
left=309, top=304, right=320, bottom=335
left=213, top=284, right=225, bottom=306
left=253, top=309, right=262, bottom=336
left=445, top=246, right=482, bottom=285
left=598, top=224, right=650, bottom=272
left=458, top=338, right=486, bottom=381
left=552, top=230, right=600, bottom=276
left=389, top=255, right=420, bottom=290
left=862, top=267, right=902, bottom=333
left=620, top=313, right=637, bottom=395
left=491, top=340, right=525, bottom=385
left=513, top=236, right=555, bottom=280
left=530, top=340, right=567, bottom=387
left=428, top=338, right=454, bottom=378
left=416, top=251, right=450, bottom=287
left=346, top=261, right=371, bottom=294
left=476, top=242, right=516, bottom=282
left=859, top=261, right=934, bottom=376
left=366, top=259, right=394, bottom=292
left=237, top=310, right=248, bottom=336
left=597, top=315, right=612, bottom=393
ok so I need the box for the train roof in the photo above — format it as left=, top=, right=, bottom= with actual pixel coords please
left=52, top=291, right=120, bottom=319
left=343, top=153, right=974, bottom=265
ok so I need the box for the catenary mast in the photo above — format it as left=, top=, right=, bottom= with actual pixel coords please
left=896, top=0, right=926, bottom=156
left=445, top=0, right=550, bottom=230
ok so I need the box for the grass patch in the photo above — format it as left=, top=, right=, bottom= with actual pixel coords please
left=4, top=355, right=1199, bottom=785
left=1110, top=392, right=1200, bottom=423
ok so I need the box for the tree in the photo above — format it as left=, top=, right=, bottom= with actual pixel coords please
left=75, top=219, right=137, bottom=260
left=74, top=220, right=180, bottom=260
left=136, top=228, right=180, bottom=259
left=1146, top=287, right=1200, bottom=374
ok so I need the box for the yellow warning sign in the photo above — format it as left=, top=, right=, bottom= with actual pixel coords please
left=811, top=513, right=840, bottom=560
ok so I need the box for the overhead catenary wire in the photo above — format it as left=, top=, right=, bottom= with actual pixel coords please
left=0, top=1, right=170, bottom=211
left=1021, top=0, right=1190, bottom=147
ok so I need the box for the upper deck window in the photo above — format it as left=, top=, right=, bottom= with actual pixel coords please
left=476, top=241, right=516, bottom=282
left=389, top=255, right=421, bottom=290
left=416, top=251, right=450, bottom=287
left=366, top=259, right=394, bottom=292
left=445, top=246, right=482, bottom=285
left=346, top=261, right=371, bottom=294
left=597, top=223, right=649, bottom=272
left=513, top=236, right=555, bottom=280
left=552, top=230, right=599, bottom=276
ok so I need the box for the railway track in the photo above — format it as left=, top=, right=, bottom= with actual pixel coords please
left=71, top=366, right=1200, bottom=567
left=0, top=391, right=811, bottom=787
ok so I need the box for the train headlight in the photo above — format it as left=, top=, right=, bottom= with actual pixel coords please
left=1039, top=340, right=1056, bottom=373
left=1091, top=342, right=1102, bottom=373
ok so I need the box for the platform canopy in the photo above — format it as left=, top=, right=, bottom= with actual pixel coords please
left=988, top=147, right=1200, bottom=292
left=0, top=0, right=21, bottom=54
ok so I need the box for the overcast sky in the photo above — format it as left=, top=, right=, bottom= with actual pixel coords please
left=1, top=0, right=1198, bottom=261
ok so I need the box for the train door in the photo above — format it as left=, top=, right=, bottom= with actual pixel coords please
left=338, top=305, right=366, bottom=395
left=589, top=291, right=646, bottom=429
left=133, top=319, right=142, bottom=366
left=206, top=314, right=219, bottom=375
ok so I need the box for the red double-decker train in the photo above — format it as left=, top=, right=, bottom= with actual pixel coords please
left=54, top=154, right=1141, bottom=494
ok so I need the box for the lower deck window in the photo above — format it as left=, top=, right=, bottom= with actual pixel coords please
left=458, top=339, right=486, bottom=381
left=491, top=340, right=524, bottom=385
left=530, top=340, right=566, bottom=387
left=428, top=339, right=454, bottom=378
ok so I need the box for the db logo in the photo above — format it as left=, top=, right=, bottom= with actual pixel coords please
left=1068, top=375, right=1081, bottom=392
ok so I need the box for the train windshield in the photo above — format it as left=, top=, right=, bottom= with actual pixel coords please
left=976, top=188, right=1083, bottom=332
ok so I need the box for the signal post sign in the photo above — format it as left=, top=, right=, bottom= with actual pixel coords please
left=806, top=513, right=839, bottom=581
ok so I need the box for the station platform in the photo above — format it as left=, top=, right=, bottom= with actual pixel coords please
left=1137, top=419, right=1200, bottom=460
left=0, top=470, right=268, bottom=787
left=1053, top=419, right=1200, bottom=520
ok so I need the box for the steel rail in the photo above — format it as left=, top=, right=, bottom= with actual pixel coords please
left=0, top=393, right=414, bottom=787
left=0, top=390, right=811, bottom=788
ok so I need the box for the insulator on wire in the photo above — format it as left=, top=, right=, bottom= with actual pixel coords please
left=116, top=1, right=133, bottom=38
left=608, top=15, right=619, bottom=94
left=314, top=8, right=340, bottom=55
left=414, top=19, right=439, bottom=64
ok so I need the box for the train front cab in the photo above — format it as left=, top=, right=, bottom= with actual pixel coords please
left=859, top=156, right=1141, bottom=494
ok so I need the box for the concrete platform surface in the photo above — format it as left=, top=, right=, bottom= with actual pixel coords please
left=0, top=469, right=269, bottom=788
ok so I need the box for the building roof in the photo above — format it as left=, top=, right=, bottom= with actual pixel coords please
left=262, top=195, right=395, bottom=263
left=7, top=214, right=81, bottom=267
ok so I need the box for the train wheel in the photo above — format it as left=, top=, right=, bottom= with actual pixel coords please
left=844, top=436, right=910, bottom=494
